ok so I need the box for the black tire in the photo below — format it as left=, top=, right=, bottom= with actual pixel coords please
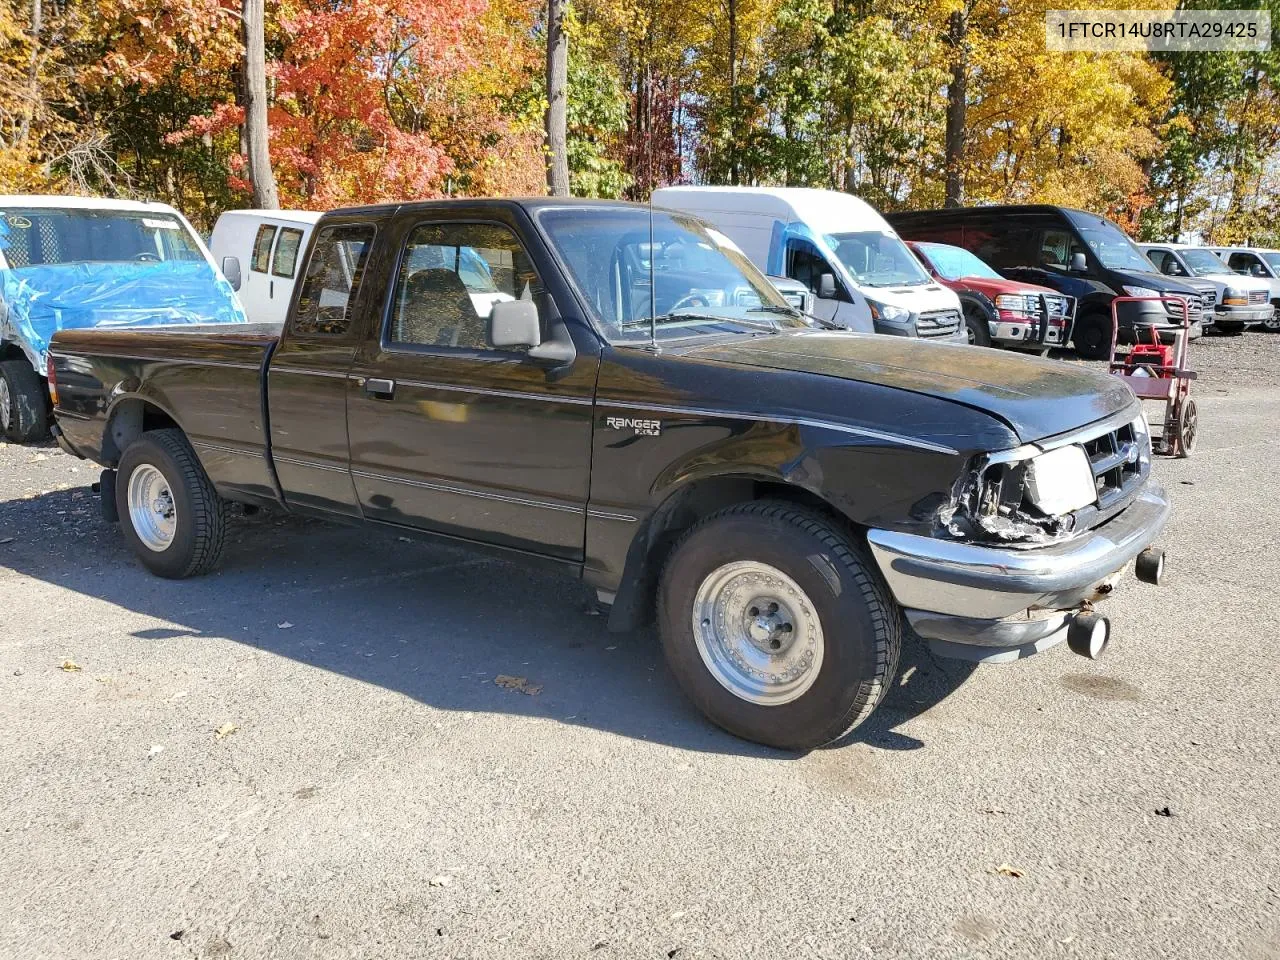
left=963, top=307, right=992, bottom=347
left=0, top=359, right=50, bottom=443
left=1072, top=311, right=1112, bottom=360
left=657, top=501, right=902, bottom=750
left=1176, top=398, right=1198, bottom=459
left=115, top=428, right=227, bottom=578
left=1263, top=303, right=1280, bottom=332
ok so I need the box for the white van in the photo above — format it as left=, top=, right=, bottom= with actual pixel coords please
left=209, top=209, right=324, bottom=325
left=651, top=186, right=966, bottom=342
left=1138, top=242, right=1274, bottom=333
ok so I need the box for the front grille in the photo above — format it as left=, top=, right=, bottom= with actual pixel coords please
left=1079, top=417, right=1149, bottom=514
left=917, top=308, right=961, bottom=338
left=1249, top=289, right=1267, bottom=304
left=1164, top=296, right=1202, bottom=319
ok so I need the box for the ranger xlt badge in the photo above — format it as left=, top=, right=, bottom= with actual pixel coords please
left=606, top=416, right=662, bottom=436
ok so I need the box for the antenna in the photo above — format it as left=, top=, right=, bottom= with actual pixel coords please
left=648, top=196, right=657, bottom=350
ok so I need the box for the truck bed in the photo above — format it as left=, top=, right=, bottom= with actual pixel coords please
left=51, top=323, right=282, bottom=504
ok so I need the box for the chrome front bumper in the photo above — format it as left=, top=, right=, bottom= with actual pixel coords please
left=1213, top=305, right=1274, bottom=323
left=866, top=485, right=1170, bottom=654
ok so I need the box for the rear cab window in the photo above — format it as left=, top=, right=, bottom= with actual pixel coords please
left=290, top=223, right=376, bottom=337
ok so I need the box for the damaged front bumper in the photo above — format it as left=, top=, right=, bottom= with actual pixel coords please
left=866, top=484, right=1170, bottom=661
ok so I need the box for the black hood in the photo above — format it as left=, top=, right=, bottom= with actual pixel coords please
left=681, top=331, right=1138, bottom=444
left=1115, top=269, right=1208, bottom=296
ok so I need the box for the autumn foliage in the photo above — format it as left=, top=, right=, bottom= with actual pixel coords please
left=2, top=0, right=1279, bottom=243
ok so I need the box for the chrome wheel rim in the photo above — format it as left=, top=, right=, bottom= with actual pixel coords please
left=691, top=561, right=824, bottom=705
left=0, top=378, right=11, bottom=430
left=127, top=464, right=177, bottom=552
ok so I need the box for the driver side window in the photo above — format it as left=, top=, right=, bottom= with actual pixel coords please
left=387, top=222, right=546, bottom=352
left=786, top=240, right=835, bottom=297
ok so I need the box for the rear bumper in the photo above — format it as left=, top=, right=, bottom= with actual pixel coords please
left=866, top=485, right=1170, bottom=651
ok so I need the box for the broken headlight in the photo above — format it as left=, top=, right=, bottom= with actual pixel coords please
left=945, top=444, right=1097, bottom=543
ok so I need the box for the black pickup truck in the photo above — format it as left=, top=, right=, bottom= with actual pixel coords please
left=49, top=199, right=1170, bottom=749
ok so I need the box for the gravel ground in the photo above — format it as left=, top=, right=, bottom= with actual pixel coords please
left=1, top=332, right=1278, bottom=960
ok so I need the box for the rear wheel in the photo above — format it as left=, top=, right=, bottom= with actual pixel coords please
left=0, top=359, right=50, bottom=443
left=963, top=307, right=992, bottom=347
left=116, top=428, right=227, bottom=578
left=658, top=501, right=901, bottom=750
left=1072, top=311, right=1112, bottom=360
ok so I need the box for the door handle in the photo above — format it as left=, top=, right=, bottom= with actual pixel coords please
left=364, top=377, right=396, bottom=399
left=269, top=279, right=274, bottom=299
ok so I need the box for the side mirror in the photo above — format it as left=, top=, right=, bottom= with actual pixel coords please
left=488, top=299, right=542, bottom=349
left=220, top=256, right=242, bottom=291
left=1069, top=251, right=1087, bottom=273
left=817, top=273, right=837, bottom=299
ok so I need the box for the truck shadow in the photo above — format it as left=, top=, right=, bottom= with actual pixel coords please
left=1, top=486, right=977, bottom=757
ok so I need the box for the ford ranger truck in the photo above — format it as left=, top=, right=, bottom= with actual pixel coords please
left=48, top=200, right=1170, bottom=751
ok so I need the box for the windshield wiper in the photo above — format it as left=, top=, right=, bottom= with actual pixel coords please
left=621, top=312, right=779, bottom=332
left=746, top=304, right=801, bottom=318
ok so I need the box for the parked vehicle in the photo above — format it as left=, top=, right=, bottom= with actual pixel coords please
left=1205, top=246, right=1280, bottom=331
left=889, top=205, right=1208, bottom=359
left=1137, top=243, right=1273, bottom=333
left=907, top=240, right=1074, bottom=351
left=49, top=199, right=1169, bottom=750
left=652, top=187, right=968, bottom=342
left=0, top=195, right=245, bottom=443
left=209, top=210, right=324, bottom=325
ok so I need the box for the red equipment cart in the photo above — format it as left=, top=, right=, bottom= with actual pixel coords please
left=1108, top=296, right=1198, bottom=457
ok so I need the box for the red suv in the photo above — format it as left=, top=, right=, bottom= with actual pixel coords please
left=908, top=241, right=1075, bottom=352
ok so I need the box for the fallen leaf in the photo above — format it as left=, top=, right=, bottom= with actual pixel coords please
left=494, top=675, right=541, bottom=695
left=277, top=621, right=294, bottom=629
left=1155, top=806, right=1175, bottom=817
left=60, top=659, right=82, bottom=672
left=215, top=722, right=238, bottom=739
left=994, top=863, right=1024, bottom=879
left=428, top=875, right=452, bottom=887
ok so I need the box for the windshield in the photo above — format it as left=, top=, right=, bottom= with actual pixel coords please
left=1074, top=221, right=1154, bottom=273
left=827, top=231, right=931, bottom=286
left=536, top=207, right=805, bottom=343
left=0, top=208, right=203, bottom=268
left=914, top=242, right=1001, bottom=281
left=1181, top=248, right=1230, bottom=276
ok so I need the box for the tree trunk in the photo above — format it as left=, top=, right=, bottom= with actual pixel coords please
left=16, top=0, right=42, bottom=146
left=545, top=0, right=570, bottom=196
left=728, top=0, right=739, bottom=185
left=943, top=8, right=968, bottom=207
left=242, top=0, right=279, bottom=209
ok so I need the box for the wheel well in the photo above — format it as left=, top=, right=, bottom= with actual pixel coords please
left=1, top=342, right=27, bottom=363
left=103, top=399, right=180, bottom=465
left=606, top=476, right=858, bottom=632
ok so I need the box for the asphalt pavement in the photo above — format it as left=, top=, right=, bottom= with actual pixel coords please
left=1, top=333, right=1278, bottom=960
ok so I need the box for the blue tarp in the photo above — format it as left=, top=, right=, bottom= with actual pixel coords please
left=0, top=258, right=247, bottom=370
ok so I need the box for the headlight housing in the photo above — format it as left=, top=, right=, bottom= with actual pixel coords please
left=1122, top=285, right=1159, bottom=298
left=1023, top=445, right=1097, bottom=515
left=867, top=299, right=912, bottom=323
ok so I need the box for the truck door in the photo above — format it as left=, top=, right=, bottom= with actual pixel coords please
left=345, top=210, right=598, bottom=561
left=267, top=219, right=379, bottom=517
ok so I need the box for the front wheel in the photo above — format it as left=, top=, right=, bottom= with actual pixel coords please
left=0, top=359, right=50, bottom=443
left=963, top=307, right=992, bottom=347
left=1263, top=304, right=1280, bottom=332
left=115, top=428, right=227, bottom=578
left=1072, top=312, right=1112, bottom=360
left=658, top=501, right=902, bottom=750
